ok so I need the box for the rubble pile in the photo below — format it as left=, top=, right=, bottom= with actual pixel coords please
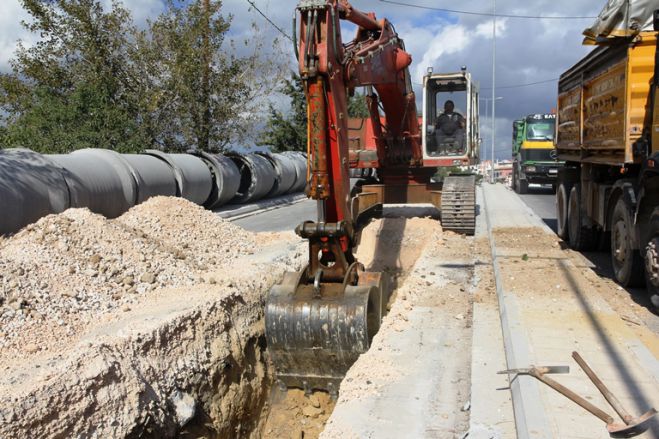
left=0, top=197, right=257, bottom=364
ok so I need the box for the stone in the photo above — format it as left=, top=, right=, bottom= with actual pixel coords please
left=140, top=272, right=156, bottom=284
left=302, top=405, right=323, bottom=418
left=122, top=276, right=134, bottom=286
left=309, top=394, right=321, bottom=408
left=171, top=391, right=196, bottom=427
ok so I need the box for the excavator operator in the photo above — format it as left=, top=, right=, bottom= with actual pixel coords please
left=435, top=100, right=465, bottom=156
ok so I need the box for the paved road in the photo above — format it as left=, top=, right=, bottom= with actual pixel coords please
left=232, top=199, right=316, bottom=232
left=516, top=185, right=556, bottom=231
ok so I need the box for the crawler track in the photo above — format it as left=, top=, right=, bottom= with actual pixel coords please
left=441, top=175, right=476, bottom=235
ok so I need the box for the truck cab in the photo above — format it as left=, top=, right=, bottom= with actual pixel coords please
left=512, top=113, right=562, bottom=193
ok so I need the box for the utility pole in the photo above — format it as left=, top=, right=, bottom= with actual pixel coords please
left=491, top=0, right=497, bottom=183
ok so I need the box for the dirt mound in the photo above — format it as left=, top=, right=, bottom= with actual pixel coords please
left=0, top=197, right=259, bottom=367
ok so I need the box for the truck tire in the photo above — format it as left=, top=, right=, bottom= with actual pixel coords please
left=611, top=197, right=645, bottom=287
left=556, top=182, right=571, bottom=240
left=518, top=178, right=529, bottom=194
left=567, top=184, right=598, bottom=251
left=644, top=208, right=659, bottom=309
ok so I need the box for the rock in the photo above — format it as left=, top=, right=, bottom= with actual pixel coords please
left=83, top=269, right=98, bottom=277
left=121, top=305, right=131, bottom=312
left=462, top=400, right=471, bottom=411
left=171, top=390, right=196, bottom=427
left=309, top=394, right=321, bottom=408
left=25, top=343, right=39, bottom=354
left=302, top=405, right=323, bottom=418
left=208, top=277, right=217, bottom=285
left=89, top=254, right=102, bottom=265
left=140, top=272, right=156, bottom=284
left=122, top=276, right=134, bottom=286
left=454, top=314, right=465, bottom=320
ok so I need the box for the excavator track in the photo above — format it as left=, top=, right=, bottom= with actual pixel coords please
left=440, top=175, right=476, bottom=235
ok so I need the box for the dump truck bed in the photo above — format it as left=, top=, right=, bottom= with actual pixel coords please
left=556, top=31, right=656, bottom=166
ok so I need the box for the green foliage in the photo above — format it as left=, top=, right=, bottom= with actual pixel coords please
left=348, top=92, right=369, bottom=118
left=259, top=76, right=371, bottom=153
left=0, top=0, right=144, bottom=153
left=0, top=0, right=274, bottom=153
left=259, top=73, right=307, bottom=153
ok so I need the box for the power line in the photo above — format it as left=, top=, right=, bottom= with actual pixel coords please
left=379, top=0, right=597, bottom=19
left=481, top=78, right=558, bottom=90
left=244, top=0, right=293, bottom=42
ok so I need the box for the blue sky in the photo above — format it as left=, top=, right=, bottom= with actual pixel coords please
left=0, top=0, right=605, bottom=158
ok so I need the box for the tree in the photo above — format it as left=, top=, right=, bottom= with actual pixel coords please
left=348, top=91, right=369, bottom=118
left=0, top=0, right=145, bottom=153
left=260, top=77, right=372, bottom=152
left=259, top=73, right=307, bottom=153
left=138, top=0, right=260, bottom=152
left=0, top=0, right=283, bottom=153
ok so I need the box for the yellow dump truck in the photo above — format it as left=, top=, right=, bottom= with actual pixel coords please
left=555, top=6, right=659, bottom=307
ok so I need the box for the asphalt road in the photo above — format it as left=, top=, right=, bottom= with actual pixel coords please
left=233, top=199, right=316, bottom=232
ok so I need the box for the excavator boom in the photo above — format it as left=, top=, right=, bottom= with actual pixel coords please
left=266, top=0, right=477, bottom=393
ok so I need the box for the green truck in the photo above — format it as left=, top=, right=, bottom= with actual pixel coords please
left=511, top=114, right=562, bottom=193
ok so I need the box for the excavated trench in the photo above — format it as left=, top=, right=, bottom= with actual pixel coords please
left=0, top=200, right=472, bottom=438
left=196, top=207, right=440, bottom=439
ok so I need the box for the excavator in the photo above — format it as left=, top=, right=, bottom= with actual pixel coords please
left=265, top=0, right=479, bottom=395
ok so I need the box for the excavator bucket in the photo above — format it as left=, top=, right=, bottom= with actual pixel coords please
left=265, top=268, right=386, bottom=394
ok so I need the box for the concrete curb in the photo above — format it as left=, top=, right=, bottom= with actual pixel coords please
left=214, top=193, right=307, bottom=220
left=481, top=183, right=552, bottom=439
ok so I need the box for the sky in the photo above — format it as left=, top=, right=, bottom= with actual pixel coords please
left=0, top=0, right=605, bottom=159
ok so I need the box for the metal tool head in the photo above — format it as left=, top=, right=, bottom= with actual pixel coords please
left=607, top=408, right=658, bottom=438
left=498, top=366, right=570, bottom=376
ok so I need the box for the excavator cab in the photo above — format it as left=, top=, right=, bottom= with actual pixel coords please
left=422, top=69, right=480, bottom=165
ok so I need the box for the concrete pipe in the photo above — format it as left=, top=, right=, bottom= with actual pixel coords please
left=50, top=148, right=138, bottom=219
left=257, top=152, right=298, bottom=198
left=0, top=149, right=70, bottom=235
left=187, top=151, right=240, bottom=209
left=122, top=154, right=177, bottom=203
left=282, top=151, right=308, bottom=193
left=145, top=150, right=213, bottom=206
left=227, top=153, right=276, bottom=203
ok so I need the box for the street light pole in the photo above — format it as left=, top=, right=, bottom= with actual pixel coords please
left=480, top=96, right=503, bottom=181
left=491, top=0, right=497, bottom=183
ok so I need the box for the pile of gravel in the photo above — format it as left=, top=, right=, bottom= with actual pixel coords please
left=0, top=197, right=258, bottom=363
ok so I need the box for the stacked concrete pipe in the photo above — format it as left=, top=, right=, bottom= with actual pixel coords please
left=282, top=151, right=308, bottom=193
left=145, top=150, right=213, bottom=206
left=227, top=153, right=277, bottom=203
left=0, top=147, right=308, bottom=235
left=257, top=152, right=298, bottom=198
left=50, top=149, right=139, bottom=219
left=0, top=149, right=70, bottom=235
left=188, top=151, right=241, bottom=209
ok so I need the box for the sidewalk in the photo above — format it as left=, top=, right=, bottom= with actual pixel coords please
left=482, top=183, right=659, bottom=439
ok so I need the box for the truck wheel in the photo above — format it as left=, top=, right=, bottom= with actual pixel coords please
left=556, top=182, right=570, bottom=240
left=513, top=169, right=520, bottom=193
left=611, top=197, right=645, bottom=287
left=518, top=178, right=529, bottom=194
left=567, top=184, right=598, bottom=251
left=644, top=208, right=659, bottom=309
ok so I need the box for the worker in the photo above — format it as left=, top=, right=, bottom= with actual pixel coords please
left=435, top=100, right=465, bottom=155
